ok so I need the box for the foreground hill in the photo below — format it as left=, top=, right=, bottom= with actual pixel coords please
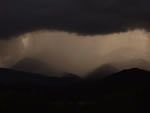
left=0, top=68, right=149, bottom=113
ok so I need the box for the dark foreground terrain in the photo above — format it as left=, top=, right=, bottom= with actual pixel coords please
left=0, top=68, right=149, bottom=113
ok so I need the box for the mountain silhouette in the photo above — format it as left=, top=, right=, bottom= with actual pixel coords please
left=62, top=72, right=80, bottom=80
left=0, top=68, right=80, bottom=88
left=112, top=58, right=150, bottom=71
left=0, top=68, right=149, bottom=113
left=11, top=57, right=62, bottom=77
left=86, top=64, right=119, bottom=79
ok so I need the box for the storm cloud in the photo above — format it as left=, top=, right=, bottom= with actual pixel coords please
left=1, top=0, right=150, bottom=39
left=21, top=30, right=150, bottom=75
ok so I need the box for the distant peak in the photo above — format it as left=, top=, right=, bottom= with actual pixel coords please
left=120, top=68, right=147, bottom=73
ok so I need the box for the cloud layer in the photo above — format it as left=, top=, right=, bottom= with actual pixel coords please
left=1, top=0, right=150, bottom=39
left=23, top=30, right=149, bottom=75
left=0, top=30, right=149, bottom=76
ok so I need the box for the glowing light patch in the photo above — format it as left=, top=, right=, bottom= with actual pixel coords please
left=22, top=34, right=31, bottom=48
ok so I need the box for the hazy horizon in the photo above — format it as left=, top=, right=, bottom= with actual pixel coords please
left=0, top=29, right=150, bottom=76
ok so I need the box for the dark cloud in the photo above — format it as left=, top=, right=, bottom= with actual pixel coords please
left=1, top=0, right=150, bottom=39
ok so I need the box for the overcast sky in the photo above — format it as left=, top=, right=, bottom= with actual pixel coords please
left=0, top=0, right=150, bottom=39
left=0, top=0, right=150, bottom=76
left=0, top=29, right=149, bottom=75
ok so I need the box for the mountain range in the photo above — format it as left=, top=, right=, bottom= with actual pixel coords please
left=11, top=57, right=62, bottom=77
left=0, top=67, right=149, bottom=112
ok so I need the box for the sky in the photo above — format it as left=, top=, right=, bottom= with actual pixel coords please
left=1, top=0, right=150, bottom=39
left=0, top=29, right=150, bottom=76
left=0, top=0, right=150, bottom=76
